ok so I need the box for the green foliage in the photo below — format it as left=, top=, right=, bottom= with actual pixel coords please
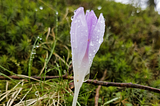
left=0, top=0, right=69, bottom=75
left=0, top=0, right=160, bottom=105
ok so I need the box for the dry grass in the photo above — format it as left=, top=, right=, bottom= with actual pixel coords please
left=0, top=78, right=73, bottom=106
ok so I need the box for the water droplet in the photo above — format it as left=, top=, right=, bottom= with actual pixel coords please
left=32, top=52, right=36, bottom=55
left=39, top=38, right=42, bottom=40
left=31, top=56, right=34, bottom=59
left=74, top=10, right=77, bottom=13
left=39, top=6, right=43, bottom=10
left=97, top=6, right=102, bottom=10
left=56, top=11, right=58, bottom=15
left=37, top=36, right=40, bottom=39
left=33, top=45, right=36, bottom=49
left=89, top=54, right=92, bottom=56
left=86, top=10, right=90, bottom=13
left=71, top=16, right=74, bottom=20
left=32, top=49, right=36, bottom=54
left=35, top=91, right=38, bottom=96
left=93, top=50, right=96, bottom=53
left=36, top=45, right=39, bottom=48
left=100, top=20, right=104, bottom=23
left=99, top=38, right=103, bottom=44
left=90, top=41, right=94, bottom=46
left=35, top=8, right=38, bottom=11
left=74, top=20, right=77, bottom=23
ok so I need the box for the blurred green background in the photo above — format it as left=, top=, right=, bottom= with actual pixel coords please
left=0, top=0, right=160, bottom=105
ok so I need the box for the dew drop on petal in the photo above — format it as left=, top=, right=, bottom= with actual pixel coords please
left=74, top=10, right=77, bottom=13
left=99, top=38, right=103, bottom=44
left=90, top=41, right=94, bottom=46
left=86, top=10, right=90, bottom=13
left=74, top=20, right=77, bottom=23
left=71, top=16, right=74, bottom=20
left=74, top=45, right=77, bottom=49
left=100, top=20, right=104, bottom=23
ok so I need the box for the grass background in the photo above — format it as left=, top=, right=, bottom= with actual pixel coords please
left=0, top=0, right=160, bottom=105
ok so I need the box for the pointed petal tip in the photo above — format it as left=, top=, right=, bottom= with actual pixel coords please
left=74, top=7, right=84, bottom=15
left=99, top=13, right=105, bottom=20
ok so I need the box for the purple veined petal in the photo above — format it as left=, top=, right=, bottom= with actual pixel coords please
left=70, top=7, right=88, bottom=72
left=71, top=7, right=89, bottom=106
left=86, top=10, right=97, bottom=38
left=71, top=7, right=105, bottom=106
left=77, top=10, right=98, bottom=81
left=88, top=13, right=105, bottom=67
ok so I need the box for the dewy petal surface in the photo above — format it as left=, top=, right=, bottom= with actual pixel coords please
left=86, top=10, right=97, bottom=39
left=70, top=7, right=89, bottom=106
left=88, top=13, right=105, bottom=67
left=82, top=10, right=98, bottom=77
left=71, top=7, right=105, bottom=106
left=70, top=7, right=88, bottom=73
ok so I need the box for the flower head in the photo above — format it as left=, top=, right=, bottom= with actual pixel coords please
left=70, top=7, right=105, bottom=106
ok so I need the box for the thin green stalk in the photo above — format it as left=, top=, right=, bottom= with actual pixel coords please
left=102, top=97, right=120, bottom=106
left=0, top=65, right=16, bottom=75
left=43, top=0, right=58, bottom=80
left=28, top=37, right=39, bottom=81
left=43, top=40, right=57, bottom=80
left=0, top=72, right=16, bottom=83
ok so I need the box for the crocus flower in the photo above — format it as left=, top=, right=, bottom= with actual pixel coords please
left=70, top=7, right=105, bottom=106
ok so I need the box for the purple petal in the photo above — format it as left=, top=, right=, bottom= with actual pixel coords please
left=86, top=10, right=97, bottom=39
left=88, top=13, right=105, bottom=66
left=70, top=7, right=88, bottom=71
left=78, top=10, right=98, bottom=77
left=71, top=7, right=105, bottom=106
